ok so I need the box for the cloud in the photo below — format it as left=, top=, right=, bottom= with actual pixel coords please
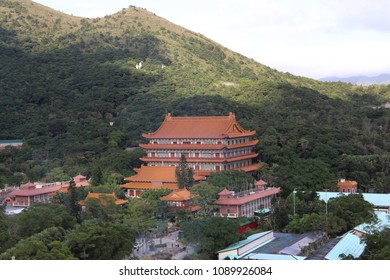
left=331, top=1, right=390, bottom=31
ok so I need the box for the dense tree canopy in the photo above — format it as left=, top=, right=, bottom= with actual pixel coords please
left=15, top=203, right=77, bottom=239
left=206, top=170, right=255, bottom=193
left=66, top=219, right=134, bottom=260
left=181, top=216, right=242, bottom=259
left=327, top=194, right=375, bottom=231
left=0, top=227, right=76, bottom=260
left=362, top=228, right=390, bottom=260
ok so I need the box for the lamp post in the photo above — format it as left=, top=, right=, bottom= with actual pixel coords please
left=324, top=188, right=328, bottom=231
left=293, top=188, right=297, bottom=216
left=324, top=188, right=328, bottom=217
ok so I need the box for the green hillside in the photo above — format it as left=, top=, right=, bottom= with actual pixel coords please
left=1, top=0, right=390, bottom=193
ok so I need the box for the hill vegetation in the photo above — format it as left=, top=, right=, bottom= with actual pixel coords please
left=0, top=0, right=390, bottom=194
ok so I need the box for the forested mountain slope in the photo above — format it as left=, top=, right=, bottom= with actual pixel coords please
left=1, top=0, right=389, bottom=193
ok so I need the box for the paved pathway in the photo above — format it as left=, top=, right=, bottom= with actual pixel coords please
left=132, top=230, right=195, bottom=260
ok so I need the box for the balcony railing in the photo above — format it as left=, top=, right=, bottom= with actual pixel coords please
left=213, top=213, right=238, bottom=218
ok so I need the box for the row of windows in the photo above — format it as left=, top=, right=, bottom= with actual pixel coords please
left=149, top=138, right=249, bottom=145
left=33, top=194, right=50, bottom=201
left=148, top=149, right=252, bottom=158
left=241, top=198, right=271, bottom=217
left=225, top=197, right=273, bottom=217
left=341, top=188, right=357, bottom=193
left=149, top=160, right=251, bottom=171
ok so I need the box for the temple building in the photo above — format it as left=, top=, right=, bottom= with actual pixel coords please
left=121, top=165, right=204, bottom=198
left=139, top=112, right=260, bottom=176
left=78, top=192, right=128, bottom=212
left=159, top=188, right=201, bottom=214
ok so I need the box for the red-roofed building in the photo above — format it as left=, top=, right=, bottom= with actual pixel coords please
left=337, top=179, right=358, bottom=193
left=73, top=174, right=89, bottom=187
left=20, top=181, right=36, bottom=190
left=5, top=185, right=62, bottom=207
left=214, top=180, right=280, bottom=218
left=2, top=174, right=89, bottom=207
left=139, top=113, right=260, bottom=176
left=0, top=140, right=23, bottom=149
left=121, top=165, right=205, bottom=198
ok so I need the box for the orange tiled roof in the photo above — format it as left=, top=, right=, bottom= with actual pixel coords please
left=123, top=165, right=205, bottom=183
left=160, top=188, right=199, bottom=202
left=139, top=140, right=259, bottom=150
left=190, top=205, right=202, bottom=212
left=337, top=180, right=358, bottom=187
left=234, top=163, right=261, bottom=172
left=79, top=192, right=128, bottom=206
left=226, top=153, right=259, bottom=162
left=124, top=166, right=178, bottom=183
left=142, top=112, right=256, bottom=139
left=121, top=182, right=179, bottom=190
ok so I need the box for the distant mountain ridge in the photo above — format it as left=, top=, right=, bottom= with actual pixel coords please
left=319, top=74, right=390, bottom=86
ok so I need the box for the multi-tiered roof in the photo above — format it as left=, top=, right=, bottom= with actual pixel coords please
left=139, top=112, right=260, bottom=176
left=142, top=112, right=256, bottom=139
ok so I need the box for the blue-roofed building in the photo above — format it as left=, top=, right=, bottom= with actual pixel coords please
left=217, top=230, right=325, bottom=260
left=353, top=211, right=390, bottom=235
left=217, top=231, right=274, bottom=260
left=244, top=253, right=306, bottom=260
left=317, top=192, right=390, bottom=214
left=221, top=212, right=390, bottom=260
left=0, top=140, right=23, bottom=149
left=324, top=231, right=366, bottom=260
left=308, top=211, right=390, bottom=260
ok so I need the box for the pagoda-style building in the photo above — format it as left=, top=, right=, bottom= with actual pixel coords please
left=78, top=192, right=128, bottom=212
left=139, top=112, right=260, bottom=176
left=160, top=188, right=201, bottom=214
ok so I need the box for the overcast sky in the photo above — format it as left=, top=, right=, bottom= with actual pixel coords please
left=33, top=0, right=390, bottom=79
